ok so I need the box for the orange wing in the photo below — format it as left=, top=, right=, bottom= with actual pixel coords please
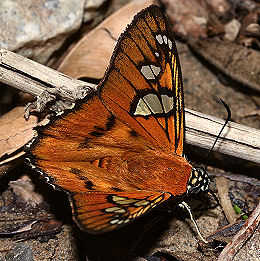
left=99, top=5, right=184, bottom=155
left=71, top=191, right=171, bottom=233
left=28, top=93, right=154, bottom=194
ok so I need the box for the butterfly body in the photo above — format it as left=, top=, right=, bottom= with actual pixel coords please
left=27, top=5, right=209, bottom=233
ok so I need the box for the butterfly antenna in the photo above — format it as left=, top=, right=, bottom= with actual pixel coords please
left=179, top=201, right=208, bottom=244
left=204, top=98, right=231, bottom=174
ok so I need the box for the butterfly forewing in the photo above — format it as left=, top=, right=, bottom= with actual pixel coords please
left=99, top=5, right=184, bottom=155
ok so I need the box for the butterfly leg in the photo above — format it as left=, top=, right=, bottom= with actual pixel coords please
left=178, top=201, right=208, bottom=244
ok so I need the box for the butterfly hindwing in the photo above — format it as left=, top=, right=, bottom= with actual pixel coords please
left=70, top=191, right=171, bottom=233
left=28, top=93, right=157, bottom=194
left=99, top=5, right=184, bottom=155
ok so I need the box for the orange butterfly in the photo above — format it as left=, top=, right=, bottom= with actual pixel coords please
left=26, top=5, right=209, bottom=233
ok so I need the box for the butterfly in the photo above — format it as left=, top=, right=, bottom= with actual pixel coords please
left=26, top=5, right=210, bottom=234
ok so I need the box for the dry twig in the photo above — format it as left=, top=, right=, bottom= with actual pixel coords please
left=217, top=202, right=260, bottom=261
left=0, top=49, right=260, bottom=164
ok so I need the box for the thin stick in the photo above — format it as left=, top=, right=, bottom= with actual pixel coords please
left=0, top=49, right=95, bottom=100
left=217, top=202, right=260, bottom=261
left=0, top=151, right=26, bottom=166
left=1, top=49, right=260, bottom=164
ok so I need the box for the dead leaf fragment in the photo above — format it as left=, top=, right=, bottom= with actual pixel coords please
left=0, top=219, right=62, bottom=241
left=58, top=0, right=158, bottom=79
left=0, top=107, right=37, bottom=159
left=9, top=176, right=45, bottom=207
left=188, top=39, right=260, bottom=92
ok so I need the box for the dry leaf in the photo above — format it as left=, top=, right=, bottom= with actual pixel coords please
left=0, top=107, right=37, bottom=159
left=58, top=0, right=157, bottom=79
left=188, top=39, right=260, bottom=92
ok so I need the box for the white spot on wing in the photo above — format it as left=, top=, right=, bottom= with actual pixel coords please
left=112, top=196, right=137, bottom=205
left=50, top=183, right=56, bottom=189
left=134, top=200, right=149, bottom=207
left=157, top=34, right=172, bottom=49
left=163, top=35, right=167, bottom=44
left=105, top=207, right=126, bottom=213
left=110, top=219, right=119, bottom=224
left=141, top=66, right=154, bottom=79
left=156, top=34, right=163, bottom=44
left=168, top=39, right=172, bottom=49
left=161, top=95, right=174, bottom=113
left=141, top=65, right=161, bottom=79
left=150, top=65, right=161, bottom=76
left=134, top=99, right=151, bottom=116
left=134, top=94, right=164, bottom=116
left=143, top=94, right=163, bottom=114
left=155, top=52, right=159, bottom=57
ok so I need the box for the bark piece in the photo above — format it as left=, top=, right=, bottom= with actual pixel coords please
left=0, top=107, right=37, bottom=158
left=188, top=39, right=260, bottom=92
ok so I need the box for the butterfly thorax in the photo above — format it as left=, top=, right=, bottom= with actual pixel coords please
left=187, top=167, right=210, bottom=194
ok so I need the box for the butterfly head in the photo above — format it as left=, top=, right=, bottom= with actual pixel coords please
left=187, top=167, right=209, bottom=194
